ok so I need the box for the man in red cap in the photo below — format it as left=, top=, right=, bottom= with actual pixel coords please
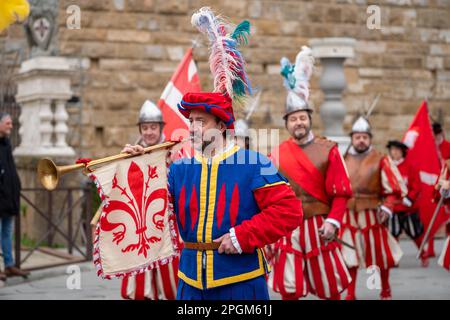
left=123, top=7, right=302, bottom=300
left=124, top=92, right=302, bottom=300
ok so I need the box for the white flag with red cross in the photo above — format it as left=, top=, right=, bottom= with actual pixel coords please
left=158, top=48, right=201, bottom=157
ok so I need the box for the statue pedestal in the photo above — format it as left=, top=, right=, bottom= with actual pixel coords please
left=309, top=37, right=356, bottom=154
left=13, top=56, right=75, bottom=158
left=12, top=56, right=87, bottom=249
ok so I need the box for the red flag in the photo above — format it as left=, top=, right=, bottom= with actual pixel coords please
left=402, top=100, right=449, bottom=239
left=158, top=48, right=201, bottom=157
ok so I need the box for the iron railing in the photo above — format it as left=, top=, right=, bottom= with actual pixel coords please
left=15, top=186, right=94, bottom=270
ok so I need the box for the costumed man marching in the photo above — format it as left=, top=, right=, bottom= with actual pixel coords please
left=123, top=7, right=303, bottom=300
left=386, top=141, right=427, bottom=265
left=92, top=100, right=180, bottom=300
left=433, top=122, right=450, bottom=257
left=340, top=117, right=406, bottom=300
left=437, top=159, right=450, bottom=271
left=268, top=47, right=353, bottom=300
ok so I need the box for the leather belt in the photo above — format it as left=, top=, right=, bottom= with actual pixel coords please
left=184, top=242, right=220, bottom=251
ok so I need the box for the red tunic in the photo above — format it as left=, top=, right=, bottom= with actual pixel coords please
left=438, top=139, right=450, bottom=165
left=393, top=158, right=421, bottom=213
left=378, top=155, right=408, bottom=212
left=234, top=183, right=304, bottom=253
left=271, top=137, right=353, bottom=225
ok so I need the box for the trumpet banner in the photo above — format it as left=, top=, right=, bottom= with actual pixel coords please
left=90, top=149, right=179, bottom=279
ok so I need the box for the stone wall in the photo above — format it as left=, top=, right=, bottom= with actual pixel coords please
left=3, top=0, right=450, bottom=156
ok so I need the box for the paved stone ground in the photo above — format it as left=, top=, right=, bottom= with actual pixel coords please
left=0, top=239, right=448, bottom=300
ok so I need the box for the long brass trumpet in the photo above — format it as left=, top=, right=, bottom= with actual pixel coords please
left=37, top=141, right=179, bottom=191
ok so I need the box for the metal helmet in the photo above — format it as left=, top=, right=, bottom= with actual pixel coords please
left=138, top=100, right=164, bottom=124
left=284, top=91, right=314, bottom=119
left=351, top=116, right=372, bottom=136
left=281, top=46, right=315, bottom=119
left=234, top=119, right=250, bottom=138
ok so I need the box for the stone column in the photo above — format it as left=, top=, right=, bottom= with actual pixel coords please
left=309, top=37, right=356, bottom=154
left=54, top=100, right=70, bottom=148
left=13, top=56, right=78, bottom=246
left=13, top=56, right=75, bottom=157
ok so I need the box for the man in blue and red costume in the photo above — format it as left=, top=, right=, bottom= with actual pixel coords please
left=169, top=92, right=302, bottom=299
left=123, top=7, right=303, bottom=300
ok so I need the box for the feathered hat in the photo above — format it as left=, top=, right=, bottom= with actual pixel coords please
left=280, top=46, right=315, bottom=119
left=177, top=7, right=253, bottom=129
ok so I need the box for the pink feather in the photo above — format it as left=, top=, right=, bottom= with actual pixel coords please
left=191, top=7, right=251, bottom=101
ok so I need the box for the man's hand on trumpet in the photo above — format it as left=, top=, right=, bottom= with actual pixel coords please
left=121, top=144, right=145, bottom=155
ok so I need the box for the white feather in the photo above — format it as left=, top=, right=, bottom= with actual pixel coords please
left=293, top=46, right=314, bottom=101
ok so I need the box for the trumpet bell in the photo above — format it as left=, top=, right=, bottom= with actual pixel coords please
left=37, top=140, right=179, bottom=190
left=37, top=158, right=59, bottom=191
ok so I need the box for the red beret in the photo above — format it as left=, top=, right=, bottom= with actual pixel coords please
left=178, top=92, right=235, bottom=129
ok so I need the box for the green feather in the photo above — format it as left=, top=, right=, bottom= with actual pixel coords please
left=280, top=64, right=296, bottom=90
left=232, top=79, right=246, bottom=98
left=231, top=20, right=251, bottom=45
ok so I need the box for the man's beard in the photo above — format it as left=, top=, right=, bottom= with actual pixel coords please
left=353, top=143, right=370, bottom=154
left=292, top=125, right=311, bottom=141
left=190, top=134, right=215, bottom=152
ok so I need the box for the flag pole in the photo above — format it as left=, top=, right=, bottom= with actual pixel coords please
left=416, top=196, right=444, bottom=259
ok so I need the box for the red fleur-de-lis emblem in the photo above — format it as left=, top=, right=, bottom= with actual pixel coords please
left=100, top=161, right=167, bottom=258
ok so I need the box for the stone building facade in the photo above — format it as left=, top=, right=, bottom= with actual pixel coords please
left=2, top=0, right=450, bottom=157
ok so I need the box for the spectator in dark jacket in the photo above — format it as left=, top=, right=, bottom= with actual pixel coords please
left=0, top=112, right=29, bottom=280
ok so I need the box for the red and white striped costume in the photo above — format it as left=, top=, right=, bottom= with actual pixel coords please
left=268, top=135, right=353, bottom=300
left=437, top=160, right=450, bottom=271
left=121, top=257, right=179, bottom=300
left=438, top=235, right=450, bottom=271
left=341, top=147, right=406, bottom=299
left=341, top=208, right=403, bottom=270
